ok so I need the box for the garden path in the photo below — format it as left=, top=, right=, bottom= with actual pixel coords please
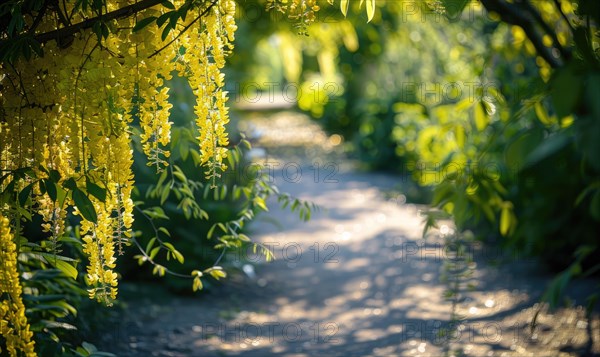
left=100, top=109, right=599, bottom=357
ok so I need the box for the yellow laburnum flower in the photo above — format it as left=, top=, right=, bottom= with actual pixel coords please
left=81, top=218, right=119, bottom=306
left=0, top=0, right=238, bottom=319
left=0, top=215, right=36, bottom=357
left=181, top=1, right=236, bottom=183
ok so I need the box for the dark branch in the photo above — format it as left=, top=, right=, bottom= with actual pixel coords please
left=148, top=0, right=218, bottom=59
left=520, top=0, right=570, bottom=61
left=28, top=0, right=51, bottom=35
left=51, top=0, right=73, bottom=28
left=1, top=0, right=163, bottom=48
left=553, top=0, right=576, bottom=36
left=480, top=0, right=564, bottom=68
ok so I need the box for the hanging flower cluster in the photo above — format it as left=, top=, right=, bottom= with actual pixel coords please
left=267, top=0, right=321, bottom=34
left=180, top=0, right=237, bottom=186
left=0, top=215, right=36, bottom=357
left=0, top=1, right=237, bottom=351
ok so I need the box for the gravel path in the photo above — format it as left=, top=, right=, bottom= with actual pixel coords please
left=98, top=110, right=599, bottom=357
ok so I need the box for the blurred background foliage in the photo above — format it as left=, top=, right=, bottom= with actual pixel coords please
left=229, top=0, right=600, bottom=306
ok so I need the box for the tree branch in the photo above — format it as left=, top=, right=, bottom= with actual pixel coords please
left=1, top=0, right=163, bottom=48
left=148, top=0, right=218, bottom=59
left=553, top=0, right=576, bottom=36
left=520, top=0, right=570, bottom=61
left=28, top=0, right=51, bottom=35
left=480, top=0, right=564, bottom=68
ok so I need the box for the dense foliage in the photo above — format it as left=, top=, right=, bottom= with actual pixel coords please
left=296, top=0, right=600, bottom=308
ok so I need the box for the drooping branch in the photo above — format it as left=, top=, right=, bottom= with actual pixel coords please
left=0, top=0, right=163, bottom=48
left=148, top=0, right=219, bottom=58
left=552, top=0, right=576, bottom=36
left=520, top=0, right=570, bottom=61
left=480, top=0, right=564, bottom=68
left=28, top=0, right=51, bottom=35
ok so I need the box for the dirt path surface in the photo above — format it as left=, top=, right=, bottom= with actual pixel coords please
left=99, top=110, right=599, bottom=357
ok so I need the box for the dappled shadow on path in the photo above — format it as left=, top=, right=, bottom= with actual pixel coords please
left=102, top=168, right=599, bottom=357
left=100, top=111, right=599, bottom=357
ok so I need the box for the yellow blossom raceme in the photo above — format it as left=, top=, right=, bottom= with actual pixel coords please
left=80, top=214, right=119, bottom=306
left=181, top=0, right=237, bottom=184
left=267, top=0, right=320, bottom=33
left=0, top=216, right=36, bottom=357
left=138, top=85, right=173, bottom=170
left=0, top=0, right=237, bottom=317
left=0, top=0, right=181, bottom=310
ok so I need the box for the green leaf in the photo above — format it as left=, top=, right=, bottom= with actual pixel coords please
left=101, top=22, right=109, bottom=39
left=50, top=300, right=78, bottom=316
left=534, top=102, right=553, bottom=126
left=92, top=21, right=102, bottom=42
left=524, top=132, right=571, bottom=168
left=207, top=224, right=216, bottom=239
left=238, top=233, right=251, bottom=242
left=543, top=269, right=572, bottom=308
left=504, top=129, right=543, bottom=171
left=86, top=179, right=107, bottom=202
left=152, top=265, right=165, bottom=276
left=37, top=165, right=49, bottom=174
left=217, top=222, right=227, bottom=233
left=340, top=0, right=349, bottom=17
left=253, top=197, right=269, bottom=211
left=156, top=169, right=168, bottom=188
left=160, top=185, right=170, bottom=204
left=1, top=178, right=16, bottom=197
left=172, top=249, right=184, bottom=264
left=366, top=0, right=375, bottom=22
left=550, top=65, right=583, bottom=119
left=163, top=242, right=176, bottom=251
left=62, top=177, right=77, bottom=190
left=81, top=341, right=98, bottom=353
left=145, top=237, right=157, bottom=253
left=72, top=189, right=98, bottom=223
left=499, top=203, right=512, bottom=236
left=208, top=268, right=226, bottom=280
left=150, top=246, right=160, bottom=260
left=50, top=259, right=78, bottom=280
left=192, top=277, right=203, bottom=291
left=161, top=25, right=171, bottom=41
left=17, top=206, right=32, bottom=221
left=49, top=169, right=61, bottom=182
left=440, top=0, right=470, bottom=19
left=161, top=1, right=175, bottom=9
left=43, top=179, right=58, bottom=201
left=18, top=182, right=35, bottom=206
left=474, top=101, right=488, bottom=131
left=38, top=320, right=78, bottom=331
left=38, top=252, right=78, bottom=263
left=156, top=12, right=171, bottom=27
left=133, top=16, right=157, bottom=32
left=179, top=142, right=190, bottom=163
left=172, top=166, right=187, bottom=183
left=158, top=227, right=171, bottom=237
left=56, top=186, right=68, bottom=207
